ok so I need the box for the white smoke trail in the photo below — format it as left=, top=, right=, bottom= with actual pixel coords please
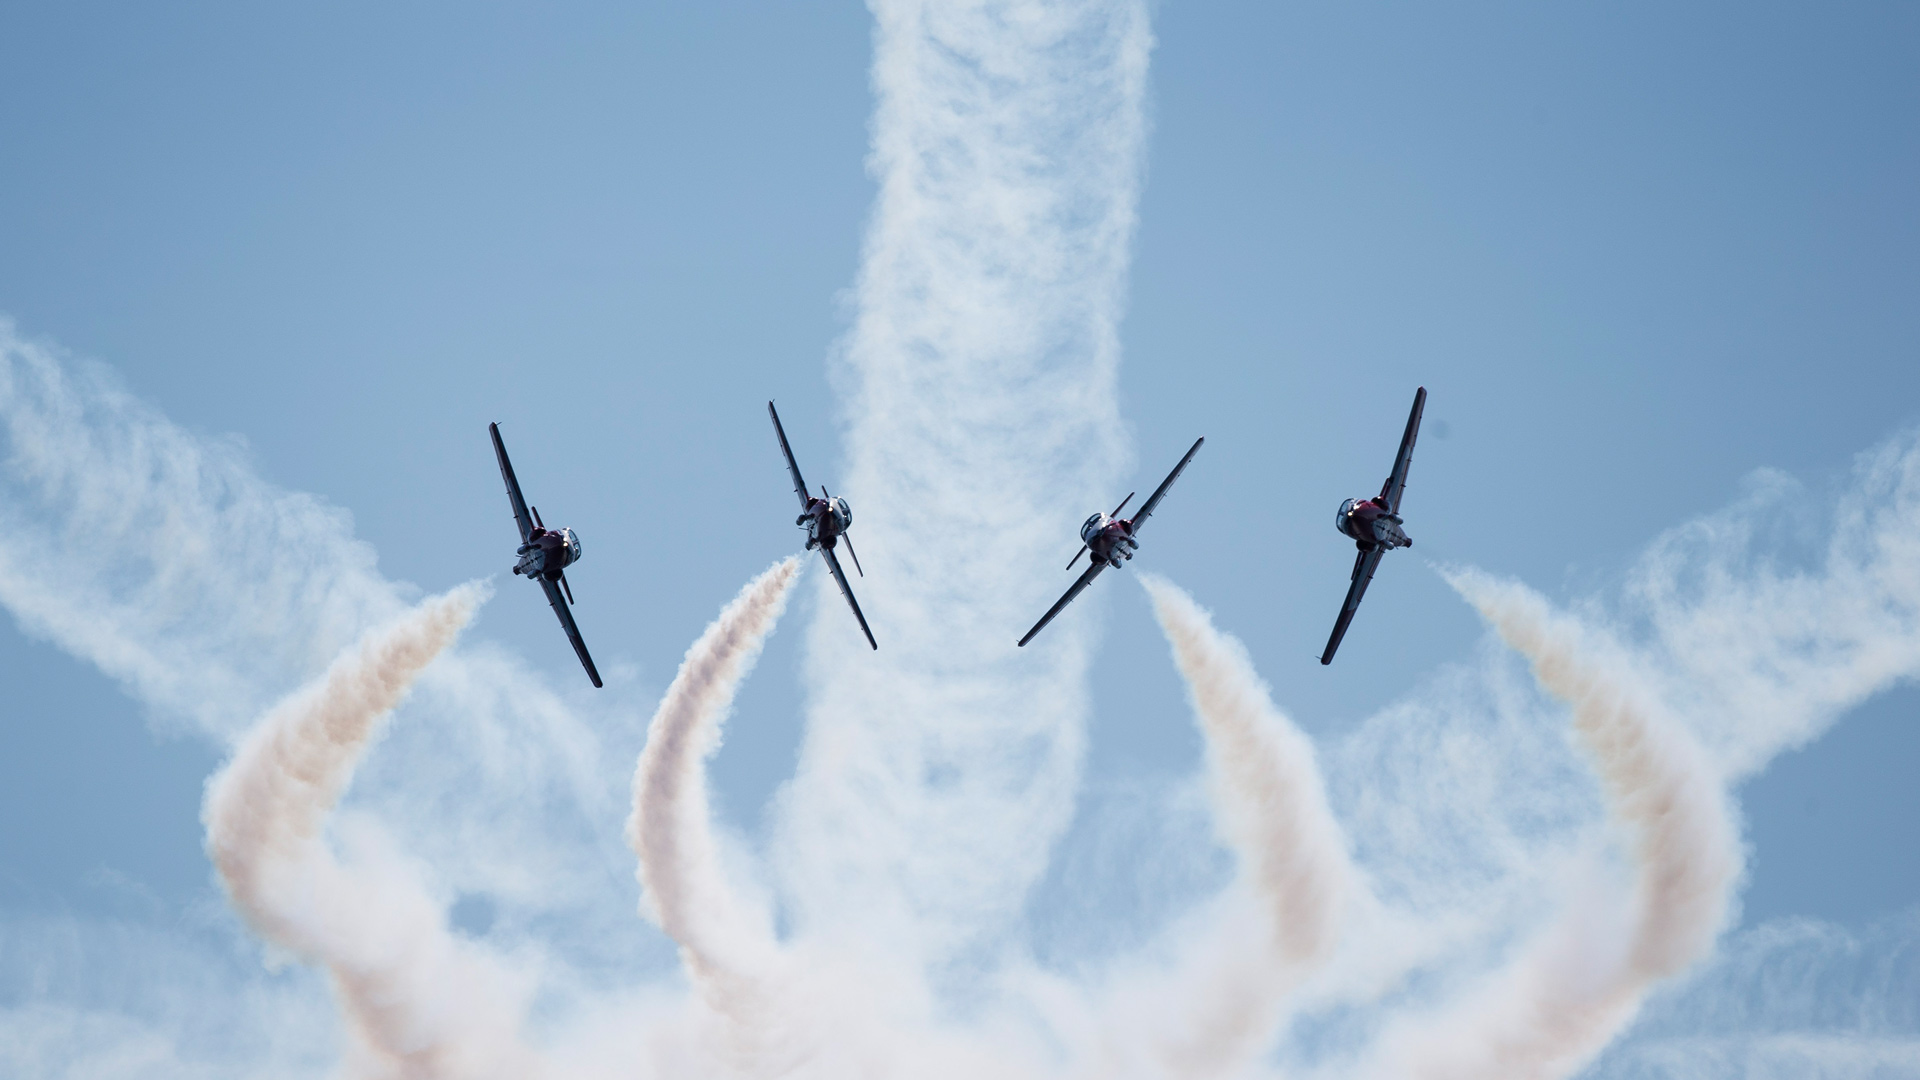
left=1586, top=910, right=1920, bottom=1079
left=628, top=558, right=798, bottom=1062
left=1130, top=575, right=1357, bottom=1077
left=1355, top=571, right=1741, bottom=1080
left=775, top=0, right=1154, bottom=964
left=0, top=907, right=339, bottom=1079
left=6, top=0, right=1920, bottom=1068
left=0, top=321, right=403, bottom=738
left=204, top=584, right=542, bottom=1080
left=1625, top=435, right=1920, bottom=777
left=0, top=323, right=648, bottom=1002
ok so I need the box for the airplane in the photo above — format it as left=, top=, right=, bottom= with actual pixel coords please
left=1321, top=386, right=1426, bottom=666
left=1018, top=437, right=1205, bottom=648
left=768, top=401, right=877, bottom=650
left=489, top=422, right=602, bottom=688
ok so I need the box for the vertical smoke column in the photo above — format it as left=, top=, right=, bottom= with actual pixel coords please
left=1140, top=576, right=1356, bottom=1076
left=629, top=559, right=799, bottom=1059
left=776, top=0, right=1155, bottom=965
left=1364, top=571, right=1741, bottom=1080
left=204, top=584, right=538, bottom=1080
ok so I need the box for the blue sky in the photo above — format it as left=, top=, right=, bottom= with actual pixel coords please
left=0, top=2, right=1917, bottom=1075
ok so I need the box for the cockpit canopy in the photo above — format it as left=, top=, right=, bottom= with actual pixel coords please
left=1335, top=498, right=1358, bottom=535
left=1081, top=512, right=1108, bottom=544
left=562, top=528, right=582, bottom=566
left=828, top=496, right=852, bottom=531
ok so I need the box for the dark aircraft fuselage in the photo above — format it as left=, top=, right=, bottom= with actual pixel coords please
left=1336, top=496, right=1411, bottom=552
left=514, top=526, right=582, bottom=581
left=800, top=495, right=852, bottom=552
left=1082, top=513, right=1140, bottom=569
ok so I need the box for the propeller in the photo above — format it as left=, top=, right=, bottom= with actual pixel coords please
left=559, top=571, right=575, bottom=605
left=1066, top=491, right=1135, bottom=570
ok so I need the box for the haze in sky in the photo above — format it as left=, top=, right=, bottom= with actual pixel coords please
left=0, top=2, right=1917, bottom=1078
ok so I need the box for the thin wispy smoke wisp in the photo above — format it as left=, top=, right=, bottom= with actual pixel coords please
left=1135, top=575, right=1356, bottom=1077
left=0, top=321, right=403, bottom=738
left=1586, top=911, right=1920, bottom=1078
left=1624, top=436, right=1920, bottom=777
left=629, top=558, right=798, bottom=1062
left=1353, top=571, right=1741, bottom=1080
left=204, top=584, right=543, bottom=1079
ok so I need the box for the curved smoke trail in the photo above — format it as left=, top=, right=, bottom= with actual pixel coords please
left=628, top=558, right=798, bottom=1046
left=1359, top=570, right=1741, bottom=1080
left=1137, top=575, right=1357, bottom=1077
left=203, top=584, right=540, bottom=1080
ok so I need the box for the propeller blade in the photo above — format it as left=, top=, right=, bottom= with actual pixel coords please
left=1110, top=491, right=1135, bottom=519
left=560, top=571, right=575, bottom=605
left=1066, top=543, right=1089, bottom=570
left=531, top=505, right=545, bottom=530
left=842, top=533, right=865, bottom=577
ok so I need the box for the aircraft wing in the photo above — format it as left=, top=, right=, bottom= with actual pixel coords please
left=540, top=575, right=604, bottom=687
left=1018, top=559, right=1108, bottom=647
left=819, top=545, right=878, bottom=650
left=1128, top=437, right=1204, bottom=536
left=1320, top=547, right=1384, bottom=665
left=490, top=422, right=536, bottom=543
left=1378, top=387, right=1427, bottom=515
left=767, top=402, right=813, bottom=512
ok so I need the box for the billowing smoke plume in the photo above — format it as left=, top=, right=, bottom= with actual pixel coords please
left=1356, top=570, right=1742, bottom=1080
left=203, top=584, right=541, bottom=1080
left=775, top=0, right=1154, bottom=964
left=628, top=558, right=798, bottom=1063
left=1136, top=575, right=1357, bottom=1077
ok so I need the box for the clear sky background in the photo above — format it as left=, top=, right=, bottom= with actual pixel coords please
left=0, top=0, right=1917, bottom=1068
